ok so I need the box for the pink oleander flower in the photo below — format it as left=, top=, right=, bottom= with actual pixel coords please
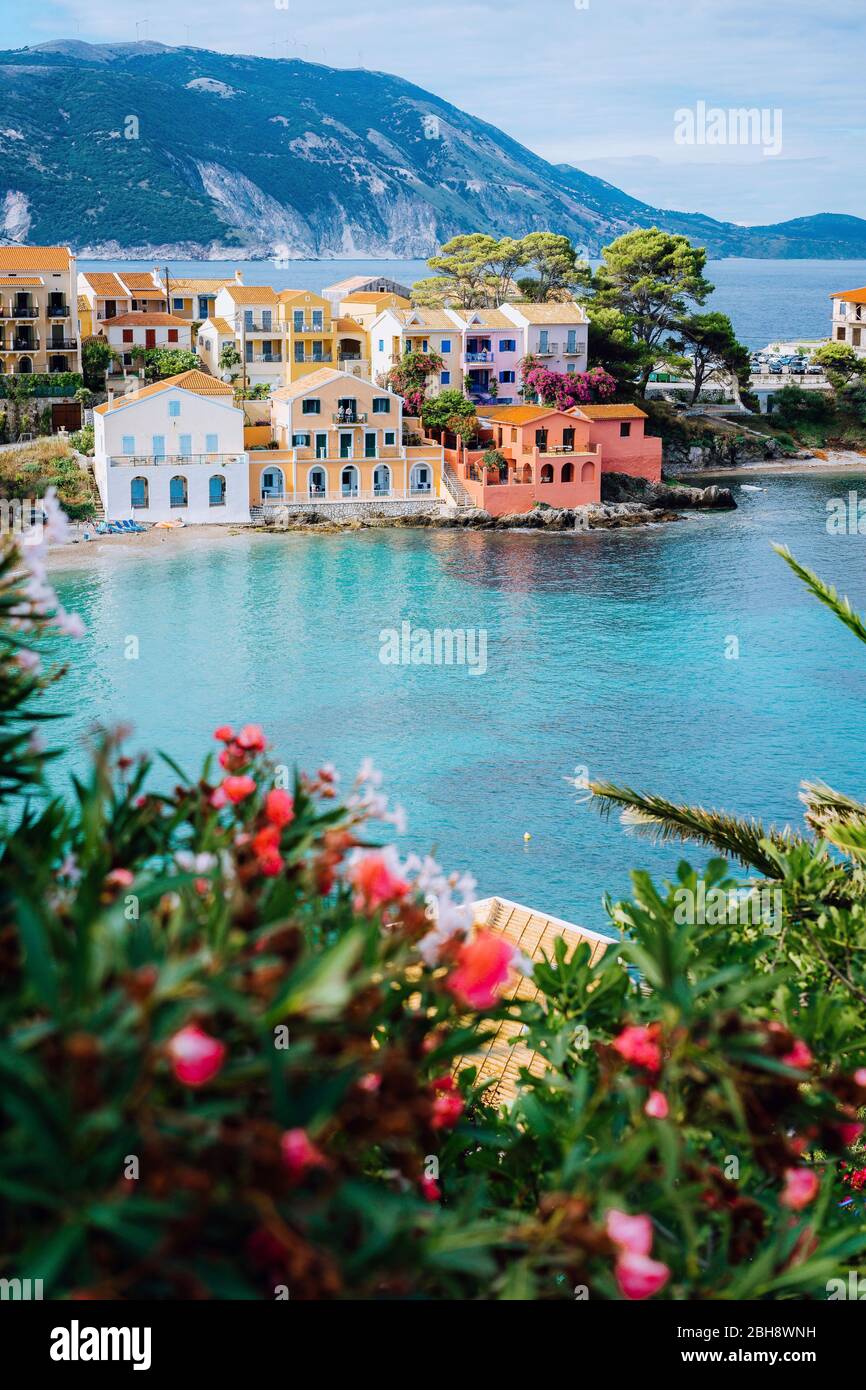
left=211, top=774, right=257, bottom=807
left=280, top=1128, right=328, bottom=1179
left=168, top=1024, right=226, bottom=1087
left=105, top=867, right=134, bottom=889
left=358, top=1072, right=381, bottom=1093
left=16, top=649, right=40, bottom=673
left=419, top=1175, right=441, bottom=1202
left=615, top=1251, right=670, bottom=1301
left=781, top=1040, right=813, bottom=1070
left=214, top=725, right=234, bottom=742
left=347, top=848, right=410, bottom=912
left=265, top=789, right=295, bottom=828
left=431, top=1093, right=464, bottom=1131
left=606, top=1209, right=653, bottom=1257
left=447, top=930, right=515, bottom=1010
left=54, top=608, right=85, bottom=638
left=644, top=1090, right=669, bottom=1120
left=781, top=1167, right=820, bottom=1211
left=854, top=1068, right=866, bottom=1088
left=612, top=1023, right=662, bottom=1074
left=237, top=723, right=266, bottom=752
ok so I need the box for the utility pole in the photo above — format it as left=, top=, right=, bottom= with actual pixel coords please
left=163, top=265, right=171, bottom=315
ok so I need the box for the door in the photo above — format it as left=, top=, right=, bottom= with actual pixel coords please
left=339, top=433, right=352, bottom=459
left=145, top=329, right=156, bottom=348
left=364, top=432, right=376, bottom=458
left=51, top=402, right=82, bottom=432
left=315, top=433, right=327, bottom=459
left=341, top=466, right=358, bottom=496
left=337, top=398, right=357, bottom=422
left=152, top=435, right=166, bottom=461
left=538, top=330, right=548, bottom=353
left=178, top=434, right=192, bottom=458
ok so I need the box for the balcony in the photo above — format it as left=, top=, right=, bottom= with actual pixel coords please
left=532, top=342, right=560, bottom=356
left=9, top=305, right=38, bottom=320
left=332, top=411, right=368, bottom=424
left=292, top=321, right=327, bottom=334
left=463, top=351, right=494, bottom=364
left=246, top=352, right=283, bottom=364
left=108, top=453, right=245, bottom=468
left=294, top=352, right=333, bottom=364
left=47, top=302, right=70, bottom=318
left=241, top=321, right=279, bottom=334
left=47, top=337, right=78, bottom=350
left=10, top=339, right=39, bottom=352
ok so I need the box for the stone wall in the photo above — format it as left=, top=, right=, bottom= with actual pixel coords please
left=252, top=498, right=446, bottom=524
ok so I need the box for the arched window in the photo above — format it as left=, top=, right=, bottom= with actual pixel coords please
left=130, top=476, right=148, bottom=510
left=308, top=466, right=326, bottom=498
left=209, top=474, right=226, bottom=507
left=341, top=465, right=359, bottom=497
left=169, top=475, right=188, bottom=508
left=373, top=464, right=391, bottom=496
left=561, top=461, right=574, bottom=483
left=17, top=356, right=32, bottom=375
left=581, top=461, right=595, bottom=483
left=261, top=467, right=285, bottom=500
left=540, top=463, right=554, bottom=484
left=409, top=464, right=431, bottom=494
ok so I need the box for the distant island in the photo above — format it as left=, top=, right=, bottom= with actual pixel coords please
left=1, top=40, right=865, bottom=261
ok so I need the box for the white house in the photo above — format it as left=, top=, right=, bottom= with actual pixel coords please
left=830, top=287, right=866, bottom=356
left=102, top=312, right=193, bottom=370
left=500, top=301, right=589, bottom=375
left=92, top=370, right=250, bottom=524
left=369, top=307, right=463, bottom=394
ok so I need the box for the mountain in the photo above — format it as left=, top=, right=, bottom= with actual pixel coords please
left=1, top=40, right=864, bottom=261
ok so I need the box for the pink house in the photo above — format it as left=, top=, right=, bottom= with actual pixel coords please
left=577, top=404, right=663, bottom=483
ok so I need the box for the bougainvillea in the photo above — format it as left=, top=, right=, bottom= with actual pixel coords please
left=521, top=357, right=617, bottom=409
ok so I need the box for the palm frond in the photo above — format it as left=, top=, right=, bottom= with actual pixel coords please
left=773, top=545, right=866, bottom=646
left=800, top=779, right=866, bottom=834
left=589, top=781, right=803, bottom=875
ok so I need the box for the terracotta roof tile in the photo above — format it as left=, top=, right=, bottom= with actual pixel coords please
left=104, top=312, right=189, bottom=328
left=93, top=369, right=232, bottom=414
left=0, top=245, right=73, bottom=271
left=578, top=403, right=648, bottom=419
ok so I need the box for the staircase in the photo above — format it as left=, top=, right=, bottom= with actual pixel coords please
left=443, top=462, right=474, bottom=508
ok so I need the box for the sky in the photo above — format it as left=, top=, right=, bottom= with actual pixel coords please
left=2, top=0, right=864, bottom=225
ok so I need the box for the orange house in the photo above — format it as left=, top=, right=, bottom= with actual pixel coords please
left=446, top=406, right=601, bottom=515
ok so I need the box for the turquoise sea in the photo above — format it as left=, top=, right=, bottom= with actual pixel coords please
left=80, top=256, right=866, bottom=351
left=49, top=469, right=866, bottom=935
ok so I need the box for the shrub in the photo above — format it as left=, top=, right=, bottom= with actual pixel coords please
left=0, top=527, right=865, bottom=1300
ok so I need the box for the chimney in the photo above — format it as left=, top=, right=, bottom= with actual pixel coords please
left=234, top=269, right=244, bottom=284
left=107, top=387, right=115, bottom=405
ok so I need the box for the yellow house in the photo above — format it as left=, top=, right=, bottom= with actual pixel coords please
left=248, top=366, right=443, bottom=508
left=160, top=274, right=238, bottom=323
left=0, top=245, right=80, bottom=378
left=278, top=290, right=334, bottom=381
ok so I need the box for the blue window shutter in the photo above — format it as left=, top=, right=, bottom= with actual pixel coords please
left=121, top=434, right=135, bottom=454
left=205, top=433, right=219, bottom=453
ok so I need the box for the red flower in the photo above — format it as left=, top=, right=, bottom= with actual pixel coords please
left=780, top=1167, right=819, bottom=1211
left=265, top=789, right=295, bottom=828
left=447, top=931, right=515, bottom=1010
left=347, top=850, right=409, bottom=913
left=105, top=867, right=134, bottom=889
left=168, top=1024, right=226, bottom=1087
left=431, top=1093, right=464, bottom=1130
left=280, top=1128, right=328, bottom=1179
left=432, top=1074, right=455, bottom=1092
left=214, top=725, right=234, bottom=742
left=211, top=774, right=257, bottom=808
left=237, top=724, right=266, bottom=753
left=615, top=1251, right=670, bottom=1301
left=781, top=1040, right=813, bottom=1071
left=837, top=1121, right=864, bottom=1148
left=612, top=1023, right=662, bottom=1074
left=419, top=1175, right=441, bottom=1202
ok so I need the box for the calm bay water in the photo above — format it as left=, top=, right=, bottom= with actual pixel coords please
left=48, top=470, right=866, bottom=934
left=80, top=255, right=866, bottom=349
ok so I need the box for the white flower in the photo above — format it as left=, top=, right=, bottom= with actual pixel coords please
left=175, top=850, right=218, bottom=874
left=54, top=608, right=86, bottom=638
left=356, top=757, right=383, bottom=788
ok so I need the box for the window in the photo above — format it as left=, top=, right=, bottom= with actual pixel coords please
left=294, top=343, right=305, bottom=362
left=244, top=310, right=253, bottom=329
left=122, top=329, right=133, bottom=344
left=372, top=397, right=391, bottom=414
left=121, top=434, right=135, bottom=455
left=498, top=339, right=516, bottom=353
left=378, top=338, right=384, bottom=352
left=293, top=310, right=304, bottom=331
left=441, top=371, right=451, bottom=385
left=302, top=399, right=321, bottom=415
left=566, top=364, right=576, bottom=373
left=566, top=330, right=577, bottom=352
left=198, top=297, right=209, bottom=318
left=178, top=434, right=192, bottom=457
left=837, top=327, right=847, bottom=341
left=563, top=427, right=575, bottom=450
left=384, top=430, right=396, bottom=446
left=312, top=310, right=323, bottom=330
left=172, top=297, right=184, bottom=311
left=440, top=339, right=451, bottom=354
left=152, top=435, right=166, bottom=460
left=364, top=431, right=377, bottom=458
left=315, top=433, right=327, bottom=458
left=498, top=370, right=515, bottom=384
left=205, top=433, right=219, bottom=454
left=168, top=400, right=180, bottom=418
left=535, top=428, right=548, bottom=450
left=130, top=477, right=148, bottom=509
left=169, top=475, right=188, bottom=508
left=209, top=475, right=226, bottom=507
left=262, top=310, right=272, bottom=331
left=292, top=433, right=311, bottom=447
left=619, top=422, right=632, bottom=438
left=168, top=329, right=178, bottom=343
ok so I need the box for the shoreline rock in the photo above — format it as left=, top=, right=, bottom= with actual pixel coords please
left=255, top=500, right=690, bottom=535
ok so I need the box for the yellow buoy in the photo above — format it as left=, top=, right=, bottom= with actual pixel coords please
left=523, top=832, right=532, bottom=842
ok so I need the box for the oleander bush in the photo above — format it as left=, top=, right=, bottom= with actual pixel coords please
left=0, top=512, right=865, bottom=1299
